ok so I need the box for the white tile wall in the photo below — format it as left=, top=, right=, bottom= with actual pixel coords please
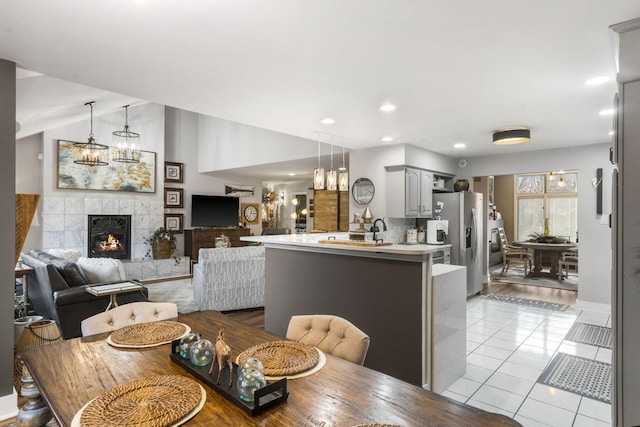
left=41, top=196, right=163, bottom=262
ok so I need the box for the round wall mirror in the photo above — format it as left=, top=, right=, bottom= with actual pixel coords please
left=352, top=178, right=375, bottom=205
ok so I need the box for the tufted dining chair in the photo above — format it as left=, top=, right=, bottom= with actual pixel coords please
left=80, top=302, right=178, bottom=336
left=497, top=227, right=533, bottom=276
left=285, top=314, right=370, bottom=365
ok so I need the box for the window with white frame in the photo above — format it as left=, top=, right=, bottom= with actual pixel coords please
left=515, top=172, right=578, bottom=241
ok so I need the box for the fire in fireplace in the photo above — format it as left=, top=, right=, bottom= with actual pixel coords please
left=88, top=215, right=132, bottom=259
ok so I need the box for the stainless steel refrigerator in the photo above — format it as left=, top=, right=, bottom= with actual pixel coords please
left=433, top=192, right=484, bottom=296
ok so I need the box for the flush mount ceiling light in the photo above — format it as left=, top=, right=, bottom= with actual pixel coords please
left=73, top=101, right=109, bottom=166
left=492, top=127, right=531, bottom=145
left=112, top=105, right=141, bottom=163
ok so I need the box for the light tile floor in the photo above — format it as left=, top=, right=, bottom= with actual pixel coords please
left=442, top=296, right=612, bottom=427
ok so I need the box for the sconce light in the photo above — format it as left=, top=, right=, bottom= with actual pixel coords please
left=291, top=198, right=299, bottom=206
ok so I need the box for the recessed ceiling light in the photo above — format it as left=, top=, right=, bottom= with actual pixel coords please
left=453, top=143, right=466, bottom=149
left=381, top=136, right=393, bottom=142
left=379, top=103, right=396, bottom=112
left=320, top=117, right=335, bottom=124
left=585, top=76, right=610, bottom=85
left=288, top=173, right=296, bottom=176
left=599, top=109, right=615, bottom=116
left=608, top=131, right=615, bottom=136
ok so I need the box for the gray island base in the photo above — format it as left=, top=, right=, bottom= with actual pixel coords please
left=248, top=234, right=466, bottom=391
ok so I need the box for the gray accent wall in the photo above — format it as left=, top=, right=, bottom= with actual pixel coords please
left=0, top=59, right=16, bottom=401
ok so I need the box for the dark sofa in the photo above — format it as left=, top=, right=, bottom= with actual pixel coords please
left=21, top=250, right=149, bottom=339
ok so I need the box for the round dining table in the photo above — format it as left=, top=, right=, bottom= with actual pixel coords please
left=511, top=241, right=578, bottom=279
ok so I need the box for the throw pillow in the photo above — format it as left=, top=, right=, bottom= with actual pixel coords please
left=76, top=257, right=127, bottom=284
left=47, top=249, right=82, bottom=263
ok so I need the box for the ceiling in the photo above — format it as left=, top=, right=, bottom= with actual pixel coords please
left=3, top=1, right=640, bottom=180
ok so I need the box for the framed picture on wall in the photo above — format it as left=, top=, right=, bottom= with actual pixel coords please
left=164, top=188, right=184, bottom=208
left=164, top=213, right=184, bottom=233
left=164, top=162, right=184, bottom=183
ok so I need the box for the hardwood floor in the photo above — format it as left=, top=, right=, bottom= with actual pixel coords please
left=224, top=307, right=265, bottom=329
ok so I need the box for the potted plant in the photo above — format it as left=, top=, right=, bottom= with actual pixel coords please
left=145, top=227, right=176, bottom=259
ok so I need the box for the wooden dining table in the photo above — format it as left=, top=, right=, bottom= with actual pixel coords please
left=18, top=310, right=521, bottom=426
left=512, top=241, right=578, bottom=279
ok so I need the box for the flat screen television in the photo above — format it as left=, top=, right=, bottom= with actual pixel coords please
left=191, top=195, right=239, bottom=228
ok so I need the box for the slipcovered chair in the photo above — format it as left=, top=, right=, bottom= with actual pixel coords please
left=80, top=302, right=178, bottom=336
left=497, top=227, right=533, bottom=276
left=286, top=314, right=370, bottom=365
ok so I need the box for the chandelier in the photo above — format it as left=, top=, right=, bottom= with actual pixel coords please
left=72, top=102, right=109, bottom=166
left=112, top=105, right=141, bottom=163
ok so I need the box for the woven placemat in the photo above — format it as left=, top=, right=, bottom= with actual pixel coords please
left=108, top=321, right=190, bottom=348
left=236, top=340, right=319, bottom=377
left=75, top=375, right=205, bottom=427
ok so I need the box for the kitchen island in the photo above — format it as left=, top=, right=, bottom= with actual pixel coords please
left=242, top=233, right=465, bottom=390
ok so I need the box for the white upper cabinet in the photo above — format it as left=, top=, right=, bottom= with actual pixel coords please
left=387, top=166, right=433, bottom=218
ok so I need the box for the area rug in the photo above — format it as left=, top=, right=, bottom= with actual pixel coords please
left=482, top=294, right=569, bottom=311
left=538, top=353, right=611, bottom=403
left=489, top=265, right=578, bottom=291
left=564, top=322, right=612, bottom=349
left=145, top=278, right=198, bottom=314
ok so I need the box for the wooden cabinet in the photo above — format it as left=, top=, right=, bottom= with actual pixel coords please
left=313, top=190, right=349, bottom=232
left=184, top=228, right=251, bottom=261
left=387, top=166, right=433, bottom=218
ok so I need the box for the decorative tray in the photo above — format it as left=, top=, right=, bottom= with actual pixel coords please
left=169, top=339, right=288, bottom=416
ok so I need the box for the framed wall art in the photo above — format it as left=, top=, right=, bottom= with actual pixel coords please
left=164, top=161, right=184, bottom=183
left=164, top=213, right=184, bottom=233
left=57, top=140, right=156, bottom=193
left=164, top=188, right=184, bottom=208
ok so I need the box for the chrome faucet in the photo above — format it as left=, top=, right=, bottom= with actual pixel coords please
left=372, top=218, right=387, bottom=242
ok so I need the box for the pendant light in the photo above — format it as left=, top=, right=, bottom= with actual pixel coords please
left=326, top=143, right=337, bottom=191
left=338, top=145, right=348, bottom=192
left=112, top=105, right=141, bottom=163
left=313, top=137, right=325, bottom=190
left=73, top=102, right=109, bottom=166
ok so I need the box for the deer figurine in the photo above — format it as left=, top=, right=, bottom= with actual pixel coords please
left=209, top=328, right=233, bottom=386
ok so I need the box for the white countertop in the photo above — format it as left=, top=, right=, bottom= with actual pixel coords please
left=242, top=233, right=452, bottom=256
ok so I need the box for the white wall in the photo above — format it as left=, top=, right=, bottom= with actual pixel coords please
left=164, top=108, right=264, bottom=241
left=348, top=143, right=459, bottom=221
left=16, top=133, right=43, bottom=251
left=198, top=115, right=327, bottom=173
left=37, top=103, right=165, bottom=259
left=458, top=143, right=613, bottom=307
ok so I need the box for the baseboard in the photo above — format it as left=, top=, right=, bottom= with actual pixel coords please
left=0, top=389, right=18, bottom=421
left=575, top=299, right=611, bottom=314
